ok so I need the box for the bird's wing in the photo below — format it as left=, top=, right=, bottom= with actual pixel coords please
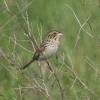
left=32, top=41, right=46, bottom=60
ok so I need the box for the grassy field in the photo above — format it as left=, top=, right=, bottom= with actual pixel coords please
left=0, top=0, right=100, bottom=100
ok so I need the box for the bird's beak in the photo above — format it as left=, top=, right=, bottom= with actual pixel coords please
left=59, top=33, right=63, bottom=36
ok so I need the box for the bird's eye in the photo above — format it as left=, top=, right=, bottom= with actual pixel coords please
left=53, top=33, right=57, bottom=37
left=49, top=32, right=57, bottom=39
left=48, top=31, right=58, bottom=39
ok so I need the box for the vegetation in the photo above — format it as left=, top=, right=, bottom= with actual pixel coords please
left=0, top=0, right=100, bottom=100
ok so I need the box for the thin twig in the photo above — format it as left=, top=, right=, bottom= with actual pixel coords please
left=74, top=16, right=91, bottom=49
left=0, top=0, right=33, bottom=31
left=22, top=74, right=52, bottom=100
left=3, top=0, right=10, bottom=12
left=64, top=58, right=97, bottom=97
left=85, top=56, right=100, bottom=75
left=65, top=4, right=94, bottom=38
left=46, top=60, right=64, bottom=100
left=19, top=10, right=38, bottom=50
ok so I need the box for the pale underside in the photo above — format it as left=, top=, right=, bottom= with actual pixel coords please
left=38, top=40, right=60, bottom=61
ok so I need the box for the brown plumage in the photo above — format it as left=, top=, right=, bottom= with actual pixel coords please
left=22, top=31, right=63, bottom=69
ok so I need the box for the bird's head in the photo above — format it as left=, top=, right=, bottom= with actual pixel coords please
left=48, top=31, right=63, bottom=41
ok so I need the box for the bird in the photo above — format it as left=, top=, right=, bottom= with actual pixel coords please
left=22, top=31, right=63, bottom=69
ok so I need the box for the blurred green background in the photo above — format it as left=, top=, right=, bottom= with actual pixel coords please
left=0, top=0, right=100, bottom=100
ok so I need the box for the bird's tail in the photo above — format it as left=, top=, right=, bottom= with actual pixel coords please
left=21, top=58, right=35, bottom=69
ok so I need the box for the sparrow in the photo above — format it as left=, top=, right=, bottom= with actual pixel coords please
left=22, top=31, right=63, bottom=69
